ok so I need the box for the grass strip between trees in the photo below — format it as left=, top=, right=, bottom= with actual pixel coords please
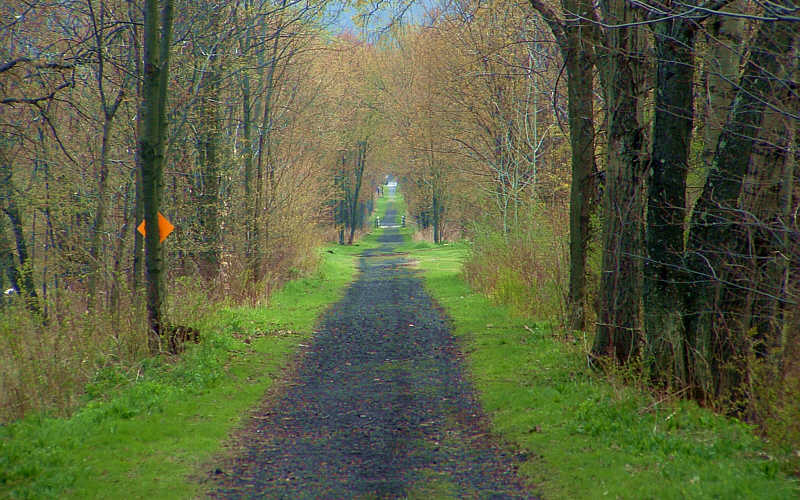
left=402, top=233, right=798, bottom=499
left=0, top=238, right=374, bottom=499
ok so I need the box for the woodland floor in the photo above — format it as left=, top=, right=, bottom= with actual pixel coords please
left=207, top=206, right=537, bottom=499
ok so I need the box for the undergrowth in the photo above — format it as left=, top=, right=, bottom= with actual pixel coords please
left=0, top=238, right=370, bottom=499
left=0, top=218, right=325, bottom=424
left=462, top=200, right=569, bottom=323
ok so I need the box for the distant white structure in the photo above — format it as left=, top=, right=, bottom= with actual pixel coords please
left=386, top=181, right=397, bottom=196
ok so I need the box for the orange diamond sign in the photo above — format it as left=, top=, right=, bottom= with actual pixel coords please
left=137, top=212, right=174, bottom=243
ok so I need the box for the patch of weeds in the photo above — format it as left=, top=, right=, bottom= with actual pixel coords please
left=84, top=365, right=131, bottom=401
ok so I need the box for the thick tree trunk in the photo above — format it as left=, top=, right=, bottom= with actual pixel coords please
left=528, top=0, right=597, bottom=332
left=644, top=20, right=695, bottom=385
left=592, top=0, right=647, bottom=363
left=563, top=0, right=596, bottom=331
left=739, top=40, right=799, bottom=362
left=701, top=11, right=744, bottom=173
left=686, top=15, right=797, bottom=400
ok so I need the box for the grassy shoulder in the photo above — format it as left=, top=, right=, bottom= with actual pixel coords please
left=0, top=239, right=373, bottom=499
left=406, top=242, right=799, bottom=499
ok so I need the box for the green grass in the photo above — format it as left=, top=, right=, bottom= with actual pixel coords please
left=4, top=187, right=796, bottom=499
left=407, top=242, right=799, bottom=499
left=0, top=242, right=370, bottom=499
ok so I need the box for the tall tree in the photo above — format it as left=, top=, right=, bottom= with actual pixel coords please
left=139, top=0, right=174, bottom=352
left=528, top=0, right=598, bottom=331
left=686, top=11, right=798, bottom=398
left=643, top=4, right=701, bottom=385
left=591, top=0, right=648, bottom=363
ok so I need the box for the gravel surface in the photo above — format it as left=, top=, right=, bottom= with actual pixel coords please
left=209, top=205, right=537, bottom=499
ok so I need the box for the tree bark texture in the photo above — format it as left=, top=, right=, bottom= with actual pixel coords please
left=644, top=19, right=695, bottom=385
left=592, top=0, right=647, bottom=363
left=686, top=14, right=797, bottom=400
left=701, top=9, right=744, bottom=173
left=563, top=0, right=596, bottom=331
left=140, top=0, right=174, bottom=352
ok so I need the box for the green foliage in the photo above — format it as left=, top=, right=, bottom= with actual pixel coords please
left=462, top=202, right=568, bottom=323
left=0, top=243, right=364, bottom=499
left=408, top=242, right=799, bottom=499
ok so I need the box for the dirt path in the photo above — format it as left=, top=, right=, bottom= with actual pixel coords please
left=210, top=204, right=537, bottom=499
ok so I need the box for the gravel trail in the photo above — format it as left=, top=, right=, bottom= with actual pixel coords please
left=210, top=204, right=537, bottom=499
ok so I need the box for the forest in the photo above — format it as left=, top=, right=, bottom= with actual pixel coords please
left=1, top=0, right=798, bottom=487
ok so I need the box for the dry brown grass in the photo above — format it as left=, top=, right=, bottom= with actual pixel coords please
left=0, top=210, right=329, bottom=423
left=0, top=296, right=148, bottom=422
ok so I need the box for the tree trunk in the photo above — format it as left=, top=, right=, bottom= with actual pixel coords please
left=701, top=10, right=744, bottom=173
left=0, top=210, right=19, bottom=297
left=86, top=0, right=125, bottom=311
left=592, top=0, right=647, bottom=363
left=739, top=38, right=799, bottom=363
left=140, top=0, right=174, bottom=353
left=111, top=174, right=135, bottom=328
left=347, top=142, right=367, bottom=245
left=644, top=20, right=695, bottom=385
left=563, top=0, right=596, bottom=331
left=3, top=201, right=39, bottom=315
left=433, top=192, right=441, bottom=244
left=527, top=0, right=597, bottom=332
left=241, top=57, right=256, bottom=279
left=130, top=0, right=144, bottom=297
left=686, top=14, right=797, bottom=400
left=254, top=13, right=284, bottom=269
left=133, top=162, right=144, bottom=292
left=779, top=128, right=798, bottom=374
left=88, top=118, right=113, bottom=309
